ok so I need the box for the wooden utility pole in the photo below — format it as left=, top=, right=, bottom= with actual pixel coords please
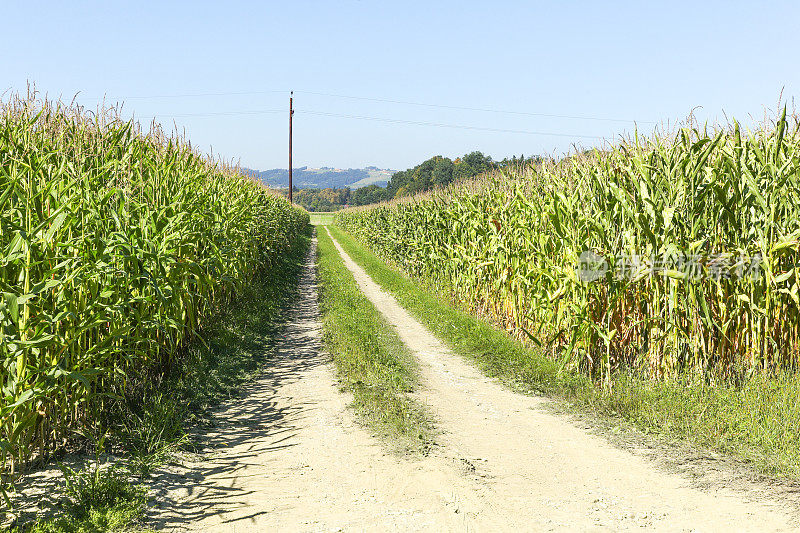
left=288, top=91, right=294, bottom=203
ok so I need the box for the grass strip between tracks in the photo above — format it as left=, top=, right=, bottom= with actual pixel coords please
left=316, top=227, right=432, bottom=454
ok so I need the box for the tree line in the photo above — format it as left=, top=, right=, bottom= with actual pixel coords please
left=286, top=151, right=543, bottom=211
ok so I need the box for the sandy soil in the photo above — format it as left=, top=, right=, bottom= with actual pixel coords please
left=147, top=232, right=798, bottom=532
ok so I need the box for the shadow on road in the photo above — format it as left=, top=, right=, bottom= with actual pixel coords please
left=145, top=240, right=326, bottom=530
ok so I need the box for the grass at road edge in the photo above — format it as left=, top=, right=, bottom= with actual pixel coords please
left=309, top=212, right=335, bottom=226
left=316, top=227, right=432, bottom=453
left=327, top=224, right=800, bottom=480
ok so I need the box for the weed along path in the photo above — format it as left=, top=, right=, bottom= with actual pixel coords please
left=149, top=237, right=493, bottom=532
left=324, top=227, right=796, bottom=532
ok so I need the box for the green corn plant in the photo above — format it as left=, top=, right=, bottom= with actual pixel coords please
left=336, top=108, right=800, bottom=387
left=0, top=93, right=309, bottom=499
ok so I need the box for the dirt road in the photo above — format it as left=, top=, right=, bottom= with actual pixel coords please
left=150, top=239, right=494, bottom=531
left=150, top=233, right=796, bottom=531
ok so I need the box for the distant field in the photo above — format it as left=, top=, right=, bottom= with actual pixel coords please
left=348, top=169, right=393, bottom=189
left=310, top=212, right=335, bottom=225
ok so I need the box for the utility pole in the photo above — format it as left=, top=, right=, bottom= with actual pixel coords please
left=288, top=91, right=294, bottom=203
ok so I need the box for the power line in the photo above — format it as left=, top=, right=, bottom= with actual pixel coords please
left=81, top=88, right=653, bottom=125
left=147, top=109, right=284, bottom=118
left=89, top=90, right=287, bottom=101
left=296, top=90, right=655, bottom=125
left=299, top=109, right=609, bottom=140
left=133, top=106, right=610, bottom=140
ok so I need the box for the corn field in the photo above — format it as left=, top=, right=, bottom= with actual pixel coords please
left=0, top=95, right=308, bottom=483
left=337, top=110, right=800, bottom=383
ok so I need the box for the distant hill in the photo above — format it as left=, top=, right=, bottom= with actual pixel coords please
left=244, top=166, right=394, bottom=189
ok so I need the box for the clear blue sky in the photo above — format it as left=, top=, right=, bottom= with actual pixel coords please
left=4, top=1, right=798, bottom=171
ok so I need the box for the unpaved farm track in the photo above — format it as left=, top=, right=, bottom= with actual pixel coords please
left=149, top=238, right=489, bottom=531
left=149, top=233, right=796, bottom=531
